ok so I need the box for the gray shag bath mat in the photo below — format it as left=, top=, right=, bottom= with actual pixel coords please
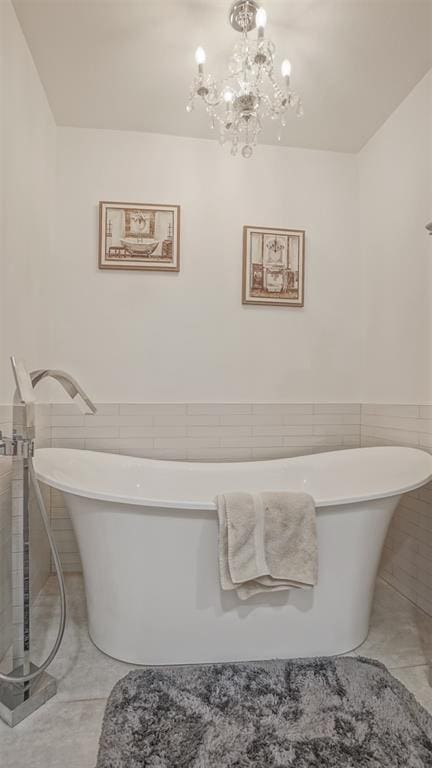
left=96, top=656, right=432, bottom=767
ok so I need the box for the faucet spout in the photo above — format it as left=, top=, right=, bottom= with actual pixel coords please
left=10, top=356, right=97, bottom=431
left=29, top=369, right=97, bottom=415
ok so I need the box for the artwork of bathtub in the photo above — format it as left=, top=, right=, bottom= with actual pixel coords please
left=120, top=237, right=159, bottom=256
left=35, top=446, right=432, bottom=666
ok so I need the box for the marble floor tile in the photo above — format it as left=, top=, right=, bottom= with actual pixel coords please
left=0, top=697, right=106, bottom=768
left=27, top=578, right=134, bottom=703
left=1, top=573, right=432, bottom=768
left=391, top=665, right=432, bottom=712
left=355, top=583, right=432, bottom=669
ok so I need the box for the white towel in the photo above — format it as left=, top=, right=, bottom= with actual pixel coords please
left=216, top=491, right=318, bottom=600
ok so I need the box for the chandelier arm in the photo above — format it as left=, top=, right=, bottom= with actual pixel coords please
left=199, top=92, right=223, bottom=108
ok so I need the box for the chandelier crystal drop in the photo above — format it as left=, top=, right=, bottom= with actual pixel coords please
left=187, top=0, right=303, bottom=158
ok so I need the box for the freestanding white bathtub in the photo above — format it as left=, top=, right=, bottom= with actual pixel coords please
left=35, top=446, right=432, bottom=666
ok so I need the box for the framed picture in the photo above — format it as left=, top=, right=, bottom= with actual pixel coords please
left=99, top=201, right=180, bottom=271
left=242, top=225, right=305, bottom=307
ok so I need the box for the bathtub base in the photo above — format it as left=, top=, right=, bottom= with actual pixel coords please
left=66, top=493, right=399, bottom=666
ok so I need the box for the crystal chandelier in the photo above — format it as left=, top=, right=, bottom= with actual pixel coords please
left=187, top=0, right=303, bottom=158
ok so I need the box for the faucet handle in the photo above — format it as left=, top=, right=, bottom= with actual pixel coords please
left=0, top=431, right=34, bottom=457
left=0, top=431, right=12, bottom=456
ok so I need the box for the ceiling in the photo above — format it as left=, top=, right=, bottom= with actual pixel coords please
left=13, top=0, right=432, bottom=152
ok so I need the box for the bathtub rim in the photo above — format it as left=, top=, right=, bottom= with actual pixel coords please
left=34, top=445, right=432, bottom=511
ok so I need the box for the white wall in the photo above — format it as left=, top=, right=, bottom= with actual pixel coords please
left=53, top=128, right=361, bottom=403
left=359, top=70, right=432, bottom=404
left=0, top=0, right=55, bottom=661
left=0, top=0, right=56, bottom=403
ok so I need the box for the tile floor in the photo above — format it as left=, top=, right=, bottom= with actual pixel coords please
left=1, top=575, right=432, bottom=768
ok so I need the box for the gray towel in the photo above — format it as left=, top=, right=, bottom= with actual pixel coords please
left=216, top=491, right=318, bottom=600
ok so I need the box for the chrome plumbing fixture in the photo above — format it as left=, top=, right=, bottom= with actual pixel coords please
left=0, top=431, right=34, bottom=458
left=0, top=357, right=96, bottom=726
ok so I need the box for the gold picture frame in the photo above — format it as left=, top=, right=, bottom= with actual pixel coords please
left=99, top=201, right=180, bottom=272
left=242, top=225, right=305, bottom=307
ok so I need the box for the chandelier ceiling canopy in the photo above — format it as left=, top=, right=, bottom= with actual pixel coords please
left=187, top=0, right=303, bottom=159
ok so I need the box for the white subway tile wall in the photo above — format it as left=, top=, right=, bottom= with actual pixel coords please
left=10, top=404, right=51, bottom=666
left=39, top=402, right=362, bottom=571
left=0, top=405, right=12, bottom=660
left=361, top=405, right=432, bottom=614
left=0, top=404, right=52, bottom=666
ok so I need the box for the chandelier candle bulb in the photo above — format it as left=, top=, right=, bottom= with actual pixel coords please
left=224, top=90, right=234, bottom=121
left=281, top=58, right=292, bottom=85
left=195, top=46, right=206, bottom=73
left=256, top=7, right=267, bottom=38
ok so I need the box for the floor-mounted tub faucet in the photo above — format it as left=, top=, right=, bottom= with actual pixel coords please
left=0, top=357, right=96, bottom=727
